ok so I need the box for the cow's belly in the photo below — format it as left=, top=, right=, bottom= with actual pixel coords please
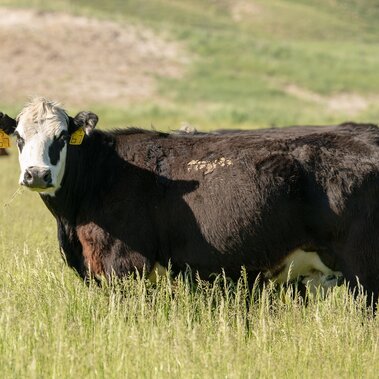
left=264, top=249, right=343, bottom=293
left=149, top=249, right=343, bottom=293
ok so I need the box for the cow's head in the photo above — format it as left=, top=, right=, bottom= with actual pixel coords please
left=0, top=98, right=98, bottom=195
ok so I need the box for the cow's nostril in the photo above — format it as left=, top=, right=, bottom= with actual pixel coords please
left=23, top=168, right=52, bottom=188
left=43, top=172, right=52, bottom=183
left=24, top=170, right=32, bottom=182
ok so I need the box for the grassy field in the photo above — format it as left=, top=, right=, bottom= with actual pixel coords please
left=1, top=1, right=379, bottom=378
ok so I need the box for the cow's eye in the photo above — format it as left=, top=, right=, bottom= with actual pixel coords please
left=57, top=131, right=69, bottom=141
left=14, top=132, right=25, bottom=151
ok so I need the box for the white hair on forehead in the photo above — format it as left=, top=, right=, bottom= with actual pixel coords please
left=17, top=97, right=68, bottom=133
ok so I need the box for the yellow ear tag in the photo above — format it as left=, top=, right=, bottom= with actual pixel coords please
left=0, top=130, right=10, bottom=148
left=69, top=128, right=85, bottom=145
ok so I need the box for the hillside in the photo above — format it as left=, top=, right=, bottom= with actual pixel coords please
left=0, top=0, right=378, bottom=129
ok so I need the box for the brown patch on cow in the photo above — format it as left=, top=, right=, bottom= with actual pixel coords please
left=77, top=223, right=105, bottom=278
left=0, top=8, right=190, bottom=107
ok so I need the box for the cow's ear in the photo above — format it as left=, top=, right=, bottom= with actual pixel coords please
left=72, top=111, right=98, bottom=136
left=0, top=112, right=17, bottom=135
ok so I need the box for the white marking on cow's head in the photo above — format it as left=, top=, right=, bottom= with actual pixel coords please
left=14, top=98, right=98, bottom=196
left=15, top=98, right=69, bottom=195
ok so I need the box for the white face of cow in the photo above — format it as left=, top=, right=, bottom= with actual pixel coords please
left=4, top=98, right=98, bottom=196
left=15, top=99, right=70, bottom=196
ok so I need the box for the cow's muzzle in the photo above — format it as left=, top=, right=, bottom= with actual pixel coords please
left=22, top=166, right=53, bottom=189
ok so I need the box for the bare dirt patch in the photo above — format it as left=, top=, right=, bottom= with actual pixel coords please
left=229, top=1, right=263, bottom=22
left=284, top=84, right=373, bottom=116
left=0, top=8, right=189, bottom=106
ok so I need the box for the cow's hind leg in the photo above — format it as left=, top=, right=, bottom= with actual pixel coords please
left=300, top=271, right=344, bottom=295
left=339, top=219, right=379, bottom=310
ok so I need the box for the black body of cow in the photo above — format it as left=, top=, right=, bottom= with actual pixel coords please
left=36, top=121, right=379, bottom=300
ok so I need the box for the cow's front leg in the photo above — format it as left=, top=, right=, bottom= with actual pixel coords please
left=76, top=223, right=155, bottom=281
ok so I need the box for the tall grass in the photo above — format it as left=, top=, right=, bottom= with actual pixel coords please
left=0, top=241, right=378, bottom=378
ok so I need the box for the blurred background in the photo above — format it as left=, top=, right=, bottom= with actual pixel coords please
left=1, top=0, right=378, bottom=132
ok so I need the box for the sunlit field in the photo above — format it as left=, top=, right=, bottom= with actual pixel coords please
left=1, top=1, right=379, bottom=377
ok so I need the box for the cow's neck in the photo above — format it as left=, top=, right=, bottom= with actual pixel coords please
left=41, top=131, right=119, bottom=224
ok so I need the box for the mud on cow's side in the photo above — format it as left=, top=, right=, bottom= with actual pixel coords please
left=1, top=98, right=379, bottom=307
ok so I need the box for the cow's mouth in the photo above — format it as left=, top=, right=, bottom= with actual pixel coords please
left=20, top=167, right=53, bottom=191
left=22, top=183, right=55, bottom=192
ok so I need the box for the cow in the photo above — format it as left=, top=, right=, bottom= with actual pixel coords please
left=0, top=112, right=15, bottom=156
left=2, top=97, right=379, bottom=304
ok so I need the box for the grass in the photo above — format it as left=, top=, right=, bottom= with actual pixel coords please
left=1, top=0, right=379, bottom=377
left=0, top=257, right=377, bottom=378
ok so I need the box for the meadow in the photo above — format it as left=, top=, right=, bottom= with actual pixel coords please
left=1, top=1, right=379, bottom=377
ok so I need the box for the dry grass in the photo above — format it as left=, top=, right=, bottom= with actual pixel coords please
left=0, top=8, right=190, bottom=107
